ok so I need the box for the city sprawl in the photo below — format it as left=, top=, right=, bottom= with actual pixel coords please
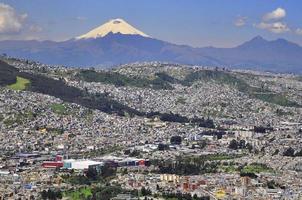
left=0, top=57, right=302, bottom=200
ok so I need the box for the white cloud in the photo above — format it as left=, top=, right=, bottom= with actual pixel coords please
left=263, top=7, right=286, bottom=21
left=0, top=3, right=27, bottom=34
left=29, top=25, right=43, bottom=33
left=255, top=22, right=290, bottom=34
left=296, top=28, right=302, bottom=35
left=234, top=16, right=247, bottom=27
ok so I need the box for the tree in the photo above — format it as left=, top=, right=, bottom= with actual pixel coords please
left=254, top=126, right=266, bottom=133
left=272, top=149, right=279, bottom=156
left=158, top=143, right=169, bottom=151
left=246, top=143, right=253, bottom=153
left=141, top=187, right=147, bottom=196
left=86, top=167, right=98, bottom=180
left=129, top=150, right=141, bottom=157
left=141, top=187, right=151, bottom=196
left=41, top=190, right=47, bottom=200
left=295, top=149, right=302, bottom=157
left=170, top=136, right=182, bottom=145
left=228, top=139, right=238, bottom=150
left=238, top=140, right=246, bottom=149
left=101, top=163, right=116, bottom=178
left=283, top=147, right=295, bottom=157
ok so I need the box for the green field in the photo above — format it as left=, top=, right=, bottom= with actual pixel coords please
left=64, top=187, right=92, bottom=200
left=220, top=165, right=237, bottom=173
left=50, top=103, right=67, bottom=115
left=241, top=163, right=273, bottom=174
left=7, top=76, right=30, bottom=90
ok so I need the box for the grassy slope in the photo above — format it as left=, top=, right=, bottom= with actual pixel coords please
left=7, top=76, right=31, bottom=90
left=50, top=103, right=67, bottom=115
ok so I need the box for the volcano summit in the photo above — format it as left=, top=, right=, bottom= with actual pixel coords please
left=0, top=18, right=301, bottom=73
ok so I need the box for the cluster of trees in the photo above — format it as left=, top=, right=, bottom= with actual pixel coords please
left=79, top=69, right=237, bottom=91
left=140, top=187, right=152, bottom=196
left=157, top=158, right=218, bottom=175
left=162, top=192, right=210, bottom=200
left=240, top=172, right=258, bottom=179
left=228, top=139, right=253, bottom=152
left=63, top=164, right=117, bottom=185
left=182, top=70, right=238, bottom=87
left=124, top=149, right=141, bottom=157
left=170, top=135, right=182, bottom=145
left=66, top=186, right=147, bottom=200
left=146, top=112, right=215, bottom=128
left=201, top=130, right=226, bottom=139
left=90, top=186, right=125, bottom=200
left=40, top=189, right=62, bottom=200
left=267, top=180, right=285, bottom=189
left=155, top=72, right=182, bottom=84
left=0, top=60, right=18, bottom=86
left=158, top=143, right=170, bottom=151
left=86, top=163, right=116, bottom=180
left=78, top=70, right=174, bottom=90
left=254, top=126, right=273, bottom=133
left=283, top=147, right=302, bottom=157
left=18, top=71, right=144, bottom=117
left=190, top=117, right=215, bottom=128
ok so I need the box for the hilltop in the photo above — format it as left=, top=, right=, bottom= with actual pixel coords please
left=2, top=57, right=301, bottom=127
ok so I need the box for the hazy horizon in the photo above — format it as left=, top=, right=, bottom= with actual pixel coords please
left=0, top=0, right=302, bottom=48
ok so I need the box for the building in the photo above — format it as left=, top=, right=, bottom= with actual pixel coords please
left=63, top=159, right=103, bottom=170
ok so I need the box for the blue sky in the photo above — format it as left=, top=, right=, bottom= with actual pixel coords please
left=0, top=0, right=302, bottom=47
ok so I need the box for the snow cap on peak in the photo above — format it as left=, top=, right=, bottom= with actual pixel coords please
left=76, top=18, right=150, bottom=39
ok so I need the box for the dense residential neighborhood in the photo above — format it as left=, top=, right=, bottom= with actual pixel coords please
left=0, top=57, right=301, bottom=199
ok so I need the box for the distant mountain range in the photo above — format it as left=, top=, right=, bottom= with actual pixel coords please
left=0, top=18, right=301, bottom=73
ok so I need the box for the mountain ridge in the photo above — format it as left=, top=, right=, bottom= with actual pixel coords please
left=0, top=19, right=301, bottom=73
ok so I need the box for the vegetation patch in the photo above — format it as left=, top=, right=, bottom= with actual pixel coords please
left=201, top=153, right=244, bottom=161
left=176, top=97, right=186, bottom=104
left=64, top=187, right=92, bottom=200
left=220, top=165, right=237, bottom=173
left=77, top=70, right=173, bottom=90
left=241, top=163, right=273, bottom=174
left=7, top=76, right=30, bottom=91
left=0, top=60, right=18, bottom=86
left=3, top=111, right=35, bottom=126
left=183, top=70, right=301, bottom=107
left=51, top=103, right=67, bottom=115
left=253, top=93, right=300, bottom=107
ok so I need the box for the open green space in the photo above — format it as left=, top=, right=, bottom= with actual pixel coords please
left=50, top=103, right=67, bottom=115
left=7, top=76, right=30, bottom=91
left=64, top=187, right=92, bottom=200
left=241, top=163, right=273, bottom=174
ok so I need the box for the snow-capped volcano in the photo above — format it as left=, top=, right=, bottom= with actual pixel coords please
left=76, top=18, right=150, bottom=39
